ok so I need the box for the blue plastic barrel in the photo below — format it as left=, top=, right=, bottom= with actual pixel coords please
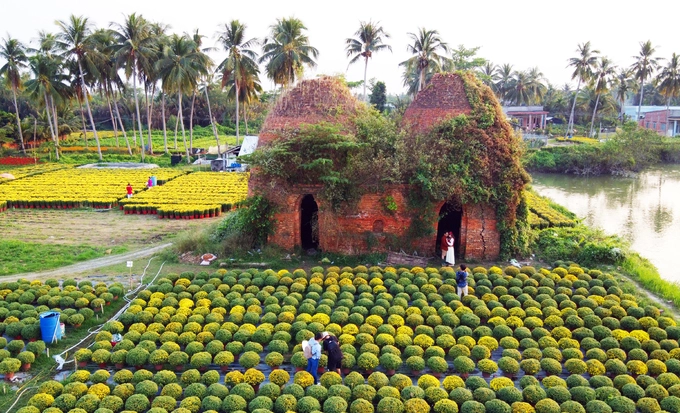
left=151, top=176, right=157, bottom=186
left=39, top=311, right=62, bottom=344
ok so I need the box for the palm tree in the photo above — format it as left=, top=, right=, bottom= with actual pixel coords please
left=588, top=57, right=616, bottom=137
left=507, top=71, right=531, bottom=106
left=217, top=20, right=259, bottom=145
left=345, top=21, right=391, bottom=102
left=260, top=17, right=319, bottom=88
left=631, top=40, right=661, bottom=121
left=613, top=68, right=635, bottom=123
left=55, top=15, right=104, bottom=160
left=566, top=41, right=599, bottom=137
left=657, top=53, right=680, bottom=110
left=111, top=13, right=156, bottom=160
left=401, top=28, right=449, bottom=92
left=527, top=67, right=546, bottom=104
left=478, top=61, right=497, bottom=90
left=223, top=63, right=262, bottom=135
left=187, top=29, right=213, bottom=152
left=157, top=34, right=203, bottom=163
left=495, top=63, right=514, bottom=104
left=0, top=36, right=28, bottom=153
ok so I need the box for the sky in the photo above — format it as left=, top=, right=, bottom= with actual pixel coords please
left=3, top=0, right=680, bottom=96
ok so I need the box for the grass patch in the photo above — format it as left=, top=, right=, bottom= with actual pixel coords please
left=621, top=253, right=680, bottom=308
left=0, top=240, right=127, bottom=276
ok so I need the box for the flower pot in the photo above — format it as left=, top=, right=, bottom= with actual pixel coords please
left=5, top=372, right=14, bottom=381
left=21, top=363, right=31, bottom=371
left=460, top=373, right=469, bottom=380
left=199, top=366, right=208, bottom=372
left=317, top=367, right=324, bottom=374
left=221, top=366, right=230, bottom=372
left=363, top=369, right=373, bottom=376
left=28, top=339, right=36, bottom=343
left=432, top=372, right=442, bottom=379
left=342, top=368, right=350, bottom=375
left=411, top=370, right=421, bottom=376
left=78, top=361, right=87, bottom=368
left=270, top=366, right=279, bottom=370
left=295, top=367, right=304, bottom=372
left=175, top=365, right=184, bottom=372
left=115, top=363, right=124, bottom=369
left=386, top=369, right=395, bottom=376
left=503, top=373, right=515, bottom=379
left=482, top=372, right=491, bottom=378
left=99, top=363, right=107, bottom=369
left=155, top=365, right=164, bottom=371
left=253, top=384, right=260, bottom=393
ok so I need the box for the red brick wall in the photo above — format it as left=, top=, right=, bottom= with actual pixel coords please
left=402, top=73, right=472, bottom=134
left=264, top=185, right=501, bottom=260
left=638, top=110, right=669, bottom=134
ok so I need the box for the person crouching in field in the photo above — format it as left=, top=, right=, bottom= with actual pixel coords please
left=322, top=334, right=343, bottom=375
left=126, top=183, right=133, bottom=199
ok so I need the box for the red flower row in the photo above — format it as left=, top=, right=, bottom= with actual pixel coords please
left=0, top=157, right=38, bottom=166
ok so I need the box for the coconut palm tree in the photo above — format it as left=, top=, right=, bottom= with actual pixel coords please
left=0, top=36, right=28, bottom=153
left=566, top=41, right=599, bottom=137
left=478, top=61, right=497, bottom=90
left=495, top=63, right=514, bottom=104
left=186, top=29, right=213, bottom=152
left=631, top=40, right=662, bottom=122
left=507, top=71, right=531, bottom=106
left=156, top=34, right=203, bottom=163
left=345, top=21, right=391, bottom=102
left=24, top=54, right=67, bottom=159
left=223, top=63, right=262, bottom=136
left=55, top=15, right=104, bottom=160
left=217, top=20, right=259, bottom=145
left=527, top=67, right=546, bottom=104
left=260, top=17, right=318, bottom=88
left=111, top=13, right=156, bottom=160
left=588, top=57, right=616, bottom=137
left=401, top=28, right=449, bottom=92
left=657, top=53, right=680, bottom=110
left=613, top=68, right=635, bottom=123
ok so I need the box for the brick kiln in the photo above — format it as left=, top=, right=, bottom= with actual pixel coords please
left=250, top=74, right=514, bottom=260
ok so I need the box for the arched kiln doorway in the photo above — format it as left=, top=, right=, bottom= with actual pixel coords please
left=436, top=201, right=463, bottom=258
left=300, top=194, right=319, bottom=250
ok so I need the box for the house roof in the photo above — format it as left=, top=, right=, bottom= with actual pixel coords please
left=502, top=106, right=547, bottom=114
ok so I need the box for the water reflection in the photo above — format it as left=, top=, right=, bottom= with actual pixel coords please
left=531, top=165, right=680, bottom=283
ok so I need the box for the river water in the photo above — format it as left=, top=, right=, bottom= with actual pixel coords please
left=531, top=165, right=680, bottom=283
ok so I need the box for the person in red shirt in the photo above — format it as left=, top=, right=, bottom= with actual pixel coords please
left=126, top=183, right=133, bottom=199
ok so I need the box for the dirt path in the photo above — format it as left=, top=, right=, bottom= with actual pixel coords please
left=616, top=272, right=680, bottom=319
left=2, top=243, right=172, bottom=282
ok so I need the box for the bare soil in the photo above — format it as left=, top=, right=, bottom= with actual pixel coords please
left=0, top=209, right=219, bottom=248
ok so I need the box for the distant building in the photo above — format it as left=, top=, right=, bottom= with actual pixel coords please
left=626, top=106, right=680, bottom=137
left=502, top=106, right=548, bottom=130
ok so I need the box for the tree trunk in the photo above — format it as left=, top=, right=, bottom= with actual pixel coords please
left=77, top=97, right=88, bottom=148
left=114, top=95, right=132, bottom=155
left=32, top=118, right=37, bottom=161
left=174, top=100, right=179, bottom=150
left=204, top=86, right=221, bottom=157
left=11, top=87, right=25, bottom=153
left=189, top=90, right=196, bottom=153
left=244, top=104, right=248, bottom=135
left=363, top=56, right=369, bottom=102
left=147, top=84, right=155, bottom=155
left=235, top=82, right=240, bottom=146
left=44, top=93, right=59, bottom=160
left=418, top=67, right=425, bottom=92
left=78, top=59, right=102, bottom=161
left=131, top=113, right=136, bottom=146
left=566, top=78, right=582, bottom=137
left=132, top=65, right=145, bottom=161
left=589, top=93, right=601, bottom=138
left=105, top=89, right=119, bottom=147
left=637, top=79, right=645, bottom=123
left=161, top=93, right=168, bottom=154
left=178, top=91, right=191, bottom=164
left=50, top=95, right=59, bottom=144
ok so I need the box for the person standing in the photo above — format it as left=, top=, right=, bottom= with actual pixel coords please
left=147, top=177, right=153, bottom=188
left=440, top=232, right=449, bottom=265
left=445, top=232, right=455, bottom=266
left=456, top=264, right=469, bottom=299
left=306, top=332, right=322, bottom=384
left=322, top=334, right=343, bottom=375
left=126, top=183, right=133, bottom=199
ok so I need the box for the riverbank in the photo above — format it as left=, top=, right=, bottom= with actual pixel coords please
left=523, top=124, right=680, bottom=175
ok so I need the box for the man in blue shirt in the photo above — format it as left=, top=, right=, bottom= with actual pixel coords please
left=306, top=332, right=323, bottom=384
left=456, top=264, right=469, bottom=299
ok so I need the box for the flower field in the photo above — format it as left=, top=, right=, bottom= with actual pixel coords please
left=0, top=157, right=39, bottom=166
left=0, top=164, right=73, bottom=182
left=120, top=172, right=249, bottom=218
left=0, top=168, right=186, bottom=209
left=526, top=192, right=576, bottom=229
left=13, top=263, right=680, bottom=413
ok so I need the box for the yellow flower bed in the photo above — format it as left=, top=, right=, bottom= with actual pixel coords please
left=555, top=136, right=600, bottom=145
left=0, top=164, right=74, bottom=182
left=525, top=191, right=576, bottom=228
left=0, top=168, right=186, bottom=209
left=120, top=172, right=249, bottom=219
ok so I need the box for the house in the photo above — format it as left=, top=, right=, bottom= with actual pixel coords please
left=627, top=106, right=680, bottom=137
left=502, top=106, right=549, bottom=130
